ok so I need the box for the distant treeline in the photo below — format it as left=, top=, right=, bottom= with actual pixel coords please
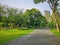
left=0, top=4, right=54, bottom=30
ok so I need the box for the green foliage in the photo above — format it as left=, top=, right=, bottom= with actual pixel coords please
left=8, top=23, right=15, bottom=29
left=0, top=22, right=6, bottom=26
left=0, top=22, right=7, bottom=30
left=0, top=4, right=47, bottom=29
left=34, top=0, right=44, bottom=4
left=1, top=16, right=8, bottom=23
left=0, top=4, right=5, bottom=13
left=24, top=8, right=47, bottom=28
left=33, top=0, right=60, bottom=31
left=33, top=0, right=59, bottom=12
left=48, top=21, right=55, bottom=28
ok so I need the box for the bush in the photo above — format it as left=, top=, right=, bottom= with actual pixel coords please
left=0, top=22, right=7, bottom=30
left=8, top=23, right=15, bottom=29
left=18, top=27, right=29, bottom=30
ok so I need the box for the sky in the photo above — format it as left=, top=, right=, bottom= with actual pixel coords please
left=0, top=0, right=52, bottom=15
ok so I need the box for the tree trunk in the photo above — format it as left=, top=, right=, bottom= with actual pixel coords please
left=52, top=11, right=60, bottom=32
left=0, top=13, right=2, bottom=22
left=56, top=22, right=60, bottom=32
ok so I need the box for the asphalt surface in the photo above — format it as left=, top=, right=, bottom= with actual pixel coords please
left=3, top=29, right=60, bottom=45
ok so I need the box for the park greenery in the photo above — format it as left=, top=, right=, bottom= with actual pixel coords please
left=0, top=4, right=48, bottom=30
left=50, top=29, right=60, bottom=38
left=33, top=0, right=60, bottom=32
left=0, top=0, right=60, bottom=44
left=0, top=0, right=60, bottom=30
left=0, top=29, right=33, bottom=44
left=0, top=4, right=48, bottom=44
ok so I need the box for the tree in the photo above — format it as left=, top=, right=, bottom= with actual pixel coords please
left=24, top=8, right=47, bottom=28
left=0, top=4, right=5, bottom=22
left=33, top=0, right=60, bottom=32
left=7, top=8, right=23, bottom=28
left=57, top=1, right=60, bottom=30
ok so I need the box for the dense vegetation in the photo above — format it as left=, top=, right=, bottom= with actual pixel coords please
left=0, top=4, right=48, bottom=30
left=0, top=3, right=48, bottom=44
left=0, top=0, right=60, bottom=44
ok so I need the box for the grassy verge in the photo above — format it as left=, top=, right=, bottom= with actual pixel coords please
left=50, top=29, right=60, bottom=37
left=0, top=29, right=33, bottom=44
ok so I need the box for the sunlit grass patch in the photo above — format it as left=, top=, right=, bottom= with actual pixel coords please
left=50, top=29, right=60, bottom=37
left=0, top=29, right=33, bottom=44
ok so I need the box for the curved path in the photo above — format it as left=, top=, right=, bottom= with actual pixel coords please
left=3, top=29, right=60, bottom=45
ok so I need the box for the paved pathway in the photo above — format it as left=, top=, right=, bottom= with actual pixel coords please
left=3, top=29, right=60, bottom=45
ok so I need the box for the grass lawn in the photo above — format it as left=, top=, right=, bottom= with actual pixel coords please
left=0, top=29, right=33, bottom=45
left=50, top=29, right=60, bottom=37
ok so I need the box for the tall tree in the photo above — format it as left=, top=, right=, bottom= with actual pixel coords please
left=33, top=0, right=60, bottom=32
left=0, top=4, right=4, bottom=22
left=24, top=8, right=47, bottom=28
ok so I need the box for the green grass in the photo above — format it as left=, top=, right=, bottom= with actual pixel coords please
left=0, top=29, right=33, bottom=45
left=50, top=29, right=60, bottom=37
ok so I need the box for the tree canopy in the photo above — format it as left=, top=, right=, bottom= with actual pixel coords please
left=33, top=0, right=60, bottom=32
left=0, top=4, right=47, bottom=30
